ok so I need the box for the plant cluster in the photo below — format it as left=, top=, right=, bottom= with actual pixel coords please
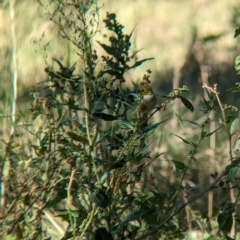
left=2, top=1, right=240, bottom=240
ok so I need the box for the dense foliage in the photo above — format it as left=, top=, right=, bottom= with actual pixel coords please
left=2, top=1, right=240, bottom=240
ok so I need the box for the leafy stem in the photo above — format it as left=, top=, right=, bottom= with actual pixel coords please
left=203, top=83, right=234, bottom=160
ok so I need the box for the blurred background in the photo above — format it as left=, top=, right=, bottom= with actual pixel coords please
left=1, top=0, right=240, bottom=102
left=1, top=0, right=240, bottom=232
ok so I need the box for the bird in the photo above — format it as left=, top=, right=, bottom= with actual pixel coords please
left=139, top=84, right=156, bottom=117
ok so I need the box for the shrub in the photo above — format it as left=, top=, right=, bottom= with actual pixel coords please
left=1, top=1, right=240, bottom=240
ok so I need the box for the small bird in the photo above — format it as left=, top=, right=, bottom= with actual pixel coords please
left=139, top=84, right=156, bottom=120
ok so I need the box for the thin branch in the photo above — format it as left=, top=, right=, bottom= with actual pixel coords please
left=135, top=158, right=240, bottom=240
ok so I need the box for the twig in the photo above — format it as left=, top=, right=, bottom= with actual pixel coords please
left=135, top=158, right=240, bottom=240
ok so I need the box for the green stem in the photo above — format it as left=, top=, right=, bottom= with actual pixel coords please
left=215, top=87, right=233, bottom=160
left=162, top=110, right=212, bottom=224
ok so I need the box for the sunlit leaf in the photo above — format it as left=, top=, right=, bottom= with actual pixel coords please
left=118, top=120, right=134, bottom=129
left=33, top=114, right=44, bottom=133
left=230, top=118, right=240, bottom=134
left=121, top=211, right=145, bottom=224
left=235, top=55, right=240, bottom=76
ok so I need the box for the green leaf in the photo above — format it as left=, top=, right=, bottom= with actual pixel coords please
left=143, top=119, right=170, bottom=133
left=67, top=104, right=84, bottom=111
left=127, top=58, right=154, bottom=70
left=93, top=112, right=119, bottom=121
left=110, top=159, right=126, bottom=169
left=153, top=152, right=164, bottom=160
left=226, top=114, right=238, bottom=123
left=118, top=120, right=134, bottom=130
left=195, top=107, right=208, bottom=112
left=90, top=189, right=109, bottom=208
left=98, top=69, right=121, bottom=78
left=43, top=192, right=67, bottom=210
left=227, top=86, right=240, bottom=93
left=121, top=211, right=145, bottom=224
left=228, top=166, right=238, bottom=182
left=205, top=235, right=216, bottom=240
left=205, top=126, right=222, bottom=137
left=55, top=213, right=70, bottom=222
left=234, top=27, right=240, bottom=38
left=202, top=95, right=212, bottom=111
left=97, top=41, right=116, bottom=56
left=130, top=48, right=144, bottom=59
left=172, top=160, right=186, bottom=171
left=143, top=208, right=159, bottom=225
left=235, top=55, right=240, bottom=76
left=180, top=97, right=194, bottom=112
left=174, top=134, right=193, bottom=146
left=230, top=118, right=240, bottom=134
left=125, top=28, right=134, bottom=46
left=175, top=113, right=183, bottom=127
left=218, top=180, right=224, bottom=188
left=202, top=33, right=224, bottom=42
left=182, top=120, right=200, bottom=126
left=91, top=130, right=99, bottom=148
left=66, top=131, right=88, bottom=144
left=94, top=131, right=111, bottom=147
left=61, top=231, right=73, bottom=240
left=218, top=213, right=233, bottom=233
left=127, top=92, right=138, bottom=98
